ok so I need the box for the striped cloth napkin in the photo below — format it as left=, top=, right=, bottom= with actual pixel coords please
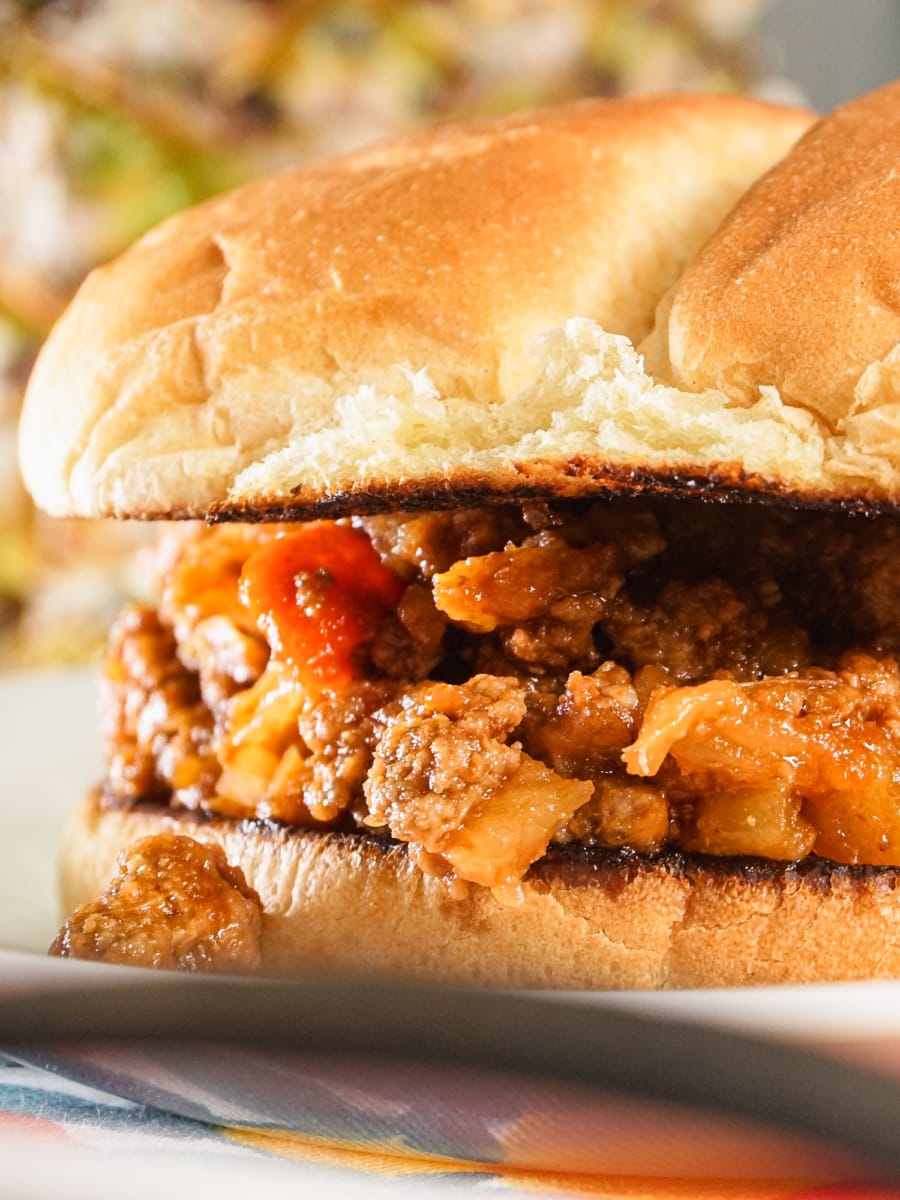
left=3, top=1041, right=899, bottom=1200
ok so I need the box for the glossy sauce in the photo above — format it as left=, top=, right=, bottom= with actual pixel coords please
left=239, top=524, right=405, bottom=690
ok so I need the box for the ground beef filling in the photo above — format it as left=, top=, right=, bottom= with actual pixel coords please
left=102, top=501, right=900, bottom=893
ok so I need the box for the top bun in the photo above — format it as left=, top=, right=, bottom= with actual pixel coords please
left=20, top=91, right=854, bottom=522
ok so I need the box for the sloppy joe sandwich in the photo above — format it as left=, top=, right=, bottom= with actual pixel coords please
left=21, top=84, right=900, bottom=987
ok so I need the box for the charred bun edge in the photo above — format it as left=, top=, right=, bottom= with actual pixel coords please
left=208, top=462, right=900, bottom=524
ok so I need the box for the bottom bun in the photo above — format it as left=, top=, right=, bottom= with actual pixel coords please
left=61, top=792, right=900, bottom=989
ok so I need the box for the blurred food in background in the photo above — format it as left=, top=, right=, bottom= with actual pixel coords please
left=0, top=0, right=773, bottom=668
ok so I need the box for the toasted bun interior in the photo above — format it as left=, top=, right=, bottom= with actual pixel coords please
left=20, top=94, right=817, bottom=521
left=61, top=793, right=900, bottom=989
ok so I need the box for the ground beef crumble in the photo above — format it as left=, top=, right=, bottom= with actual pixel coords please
left=50, top=834, right=263, bottom=972
left=100, top=500, right=900, bottom=889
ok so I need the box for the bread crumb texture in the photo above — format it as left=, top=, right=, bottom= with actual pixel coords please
left=230, top=318, right=900, bottom=506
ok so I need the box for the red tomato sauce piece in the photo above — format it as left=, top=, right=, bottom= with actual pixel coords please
left=239, top=524, right=404, bottom=689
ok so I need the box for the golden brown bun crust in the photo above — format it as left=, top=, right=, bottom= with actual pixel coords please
left=650, top=80, right=900, bottom=427
left=61, top=793, right=900, bottom=989
left=20, top=94, right=814, bottom=520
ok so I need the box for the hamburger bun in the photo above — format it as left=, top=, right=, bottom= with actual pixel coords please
left=24, top=85, right=900, bottom=987
left=63, top=791, right=900, bottom=988
left=20, top=92, right=816, bottom=521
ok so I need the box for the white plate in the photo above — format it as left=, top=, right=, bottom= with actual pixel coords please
left=3, top=668, right=900, bottom=1041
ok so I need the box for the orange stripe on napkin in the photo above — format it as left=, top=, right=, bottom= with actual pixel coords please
left=223, top=1125, right=824, bottom=1196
